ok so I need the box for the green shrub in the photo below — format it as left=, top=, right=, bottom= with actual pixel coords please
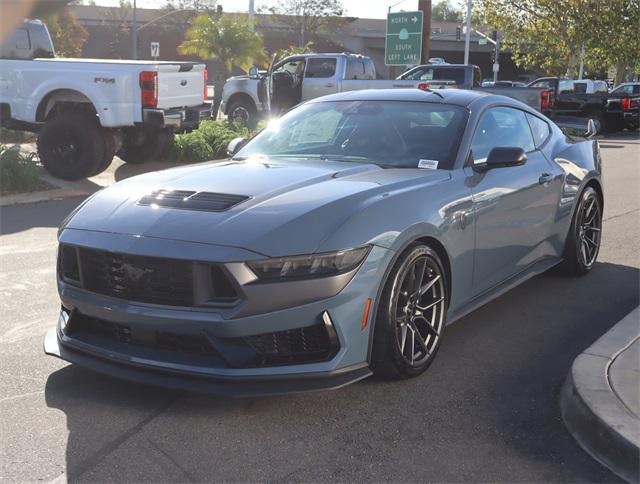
left=0, top=127, right=36, bottom=144
left=165, top=120, right=259, bottom=163
left=0, top=145, right=42, bottom=195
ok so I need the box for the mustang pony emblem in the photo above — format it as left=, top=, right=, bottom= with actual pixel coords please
left=121, top=264, right=154, bottom=282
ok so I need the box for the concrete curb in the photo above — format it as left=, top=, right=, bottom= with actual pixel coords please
left=560, top=308, right=640, bottom=483
left=0, top=188, right=89, bottom=207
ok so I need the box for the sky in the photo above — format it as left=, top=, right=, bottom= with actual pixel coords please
left=88, top=0, right=424, bottom=19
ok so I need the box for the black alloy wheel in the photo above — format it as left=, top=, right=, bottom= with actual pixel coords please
left=576, top=189, right=602, bottom=269
left=558, top=186, right=602, bottom=276
left=372, top=244, right=448, bottom=379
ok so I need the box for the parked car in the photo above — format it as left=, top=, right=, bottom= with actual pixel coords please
left=46, top=89, right=603, bottom=396
left=0, top=19, right=212, bottom=180
left=607, top=82, right=640, bottom=130
left=220, top=54, right=550, bottom=127
left=527, top=77, right=637, bottom=131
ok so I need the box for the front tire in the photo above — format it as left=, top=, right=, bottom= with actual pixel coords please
left=371, top=243, right=448, bottom=380
left=227, top=98, right=257, bottom=129
left=117, top=128, right=172, bottom=164
left=37, top=113, right=105, bottom=180
left=558, top=186, right=602, bottom=276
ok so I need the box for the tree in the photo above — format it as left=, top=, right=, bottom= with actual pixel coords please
left=178, top=13, right=267, bottom=75
left=474, top=0, right=640, bottom=79
left=44, top=9, right=89, bottom=57
left=99, top=0, right=133, bottom=58
left=432, top=1, right=462, bottom=22
left=163, top=0, right=218, bottom=12
left=264, top=0, right=345, bottom=47
left=273, top=41, right=315, bottom=63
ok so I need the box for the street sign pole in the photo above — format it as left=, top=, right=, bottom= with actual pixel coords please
left=385, top=11, right=424, bottom=67
left=418, top=0, right=431, bottom=64
left=132, top=0, right=137, bottom=60
left=463, top=0, right=471, bottom=65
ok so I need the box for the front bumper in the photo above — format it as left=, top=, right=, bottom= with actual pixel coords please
left=46, top=232, right=393, bottom=396
left=44, top=327, right=371, bottom=397
left=143, top=103, right=212, bottom=132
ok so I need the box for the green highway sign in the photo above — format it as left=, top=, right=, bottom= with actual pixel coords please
left=385, top=11, right=423, bottom=66
left=478, top=38, right=487, bottom=45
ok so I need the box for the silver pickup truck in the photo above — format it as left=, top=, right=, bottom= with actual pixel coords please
left=220, top=53, right=549, bottom=127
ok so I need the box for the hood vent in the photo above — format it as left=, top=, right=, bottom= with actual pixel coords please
left=138, top=190, right=250, bottom=212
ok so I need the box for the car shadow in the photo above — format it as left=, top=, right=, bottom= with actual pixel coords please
left=44, top=261, right=637, bottom=481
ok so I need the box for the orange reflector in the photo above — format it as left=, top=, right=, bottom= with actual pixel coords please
left=361, top=298, right=372, bottom=331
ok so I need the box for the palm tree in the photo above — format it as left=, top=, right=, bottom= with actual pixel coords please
left=178, top=13, right=267, bottom=77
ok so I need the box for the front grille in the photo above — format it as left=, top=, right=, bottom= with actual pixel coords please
left=79, top=248, right=195, bottom=306
left=242, top=323, right=337, bottom=366
left=67, top=312, right=225, bottom=367
left=65, top=312, right=338, bottom=369
left=138, top=189, right=250, bottom=212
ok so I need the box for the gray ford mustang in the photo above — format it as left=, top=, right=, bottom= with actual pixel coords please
left=45, top=89, right=603, bottom=396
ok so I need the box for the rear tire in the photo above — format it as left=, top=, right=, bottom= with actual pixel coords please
left=117, top=128, right=172, bottom=164
left=37, top=113, right=105, bottom=180
left=371, top=243, right=448, bottom=380
left=90, top=129, right=117, bottom=176
left=557, top=186, right=602, bottom=276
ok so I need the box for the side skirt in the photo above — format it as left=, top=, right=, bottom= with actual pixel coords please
left=447, top=256, right=563, bottom=325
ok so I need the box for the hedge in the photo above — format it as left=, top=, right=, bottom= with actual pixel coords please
left=0, top=145, right=43, bottom=195
left=165, top=119, right=259, bottom=163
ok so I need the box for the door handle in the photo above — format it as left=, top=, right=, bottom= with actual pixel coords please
left=539, top=172, right=554, bottom=184
left=324, top=83, right=335, bottom=88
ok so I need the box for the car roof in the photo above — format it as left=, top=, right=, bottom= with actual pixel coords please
left=307, top=88, right=489, bottom=107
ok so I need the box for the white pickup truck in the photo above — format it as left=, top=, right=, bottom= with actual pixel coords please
left=0, top=20, right=212, bottom=180
left=220, top=53, right=549, bottom=128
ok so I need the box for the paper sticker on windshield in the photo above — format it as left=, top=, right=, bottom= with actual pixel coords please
left=418, top=159, right=439, bottom=170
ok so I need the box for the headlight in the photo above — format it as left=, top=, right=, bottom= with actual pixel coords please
left=246, top=246, right=370, bottom=281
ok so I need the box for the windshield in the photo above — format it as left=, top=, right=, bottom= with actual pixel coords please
left=235, top=101, right=468, bottom=170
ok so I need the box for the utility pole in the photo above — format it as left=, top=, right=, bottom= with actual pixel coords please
left=463, top=0, right=472, bottom=65
left=418, top=0, right=431, bottom=64
left=132, top=0, right=137, bottom=60
left=578, top=44, right=585, bottom=79
left=248, top=0, right=255, bottom=32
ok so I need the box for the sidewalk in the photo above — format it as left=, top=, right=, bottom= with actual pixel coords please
left=561, top=307, right=640, bottom=483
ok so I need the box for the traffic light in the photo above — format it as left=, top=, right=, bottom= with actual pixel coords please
left=456, top=26, right=461, bottom=40
left=491, top=30, right=498, bottom=42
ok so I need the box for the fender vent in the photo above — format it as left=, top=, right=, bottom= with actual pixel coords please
left=138, top=190, right=250, bottom=212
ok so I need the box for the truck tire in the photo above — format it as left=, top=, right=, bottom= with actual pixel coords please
left=90, top=129, right=117, bottom=176
left=227, top=98, right=257, bottom=129
left=118, top=128, right=172, bottom=164
left=37, top=113, right=105, bottom=181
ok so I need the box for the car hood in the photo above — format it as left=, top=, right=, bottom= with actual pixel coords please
left=65, top=159, right=450, bottom=257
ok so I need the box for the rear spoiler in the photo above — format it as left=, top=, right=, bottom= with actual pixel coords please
left=553, top=116, right=598, bottom=139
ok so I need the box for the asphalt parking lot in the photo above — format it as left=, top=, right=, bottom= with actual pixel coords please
left=1, top=132, right=638, bottom=482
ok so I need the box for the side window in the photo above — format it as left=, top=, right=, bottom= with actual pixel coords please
left=471, top=107, right=535, bottom=164
left=526, top=113, right=551, bottom=149
left=532, top=80, right=551, bottom=89
left=28, top=25, right=54, bottom=58
left=573, top=82, right=587, bottom=94
left=305, top=58, right=336, bottom=78
left=558, top=80, right=574, bottom=93
left=0, top=28, right=30, bottom=59
left=364, top=60, right=376, bottom=79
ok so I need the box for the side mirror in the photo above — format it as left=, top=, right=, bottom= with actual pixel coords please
left=248, top=66, right=259, bottom=78
left=484, top=147, right=527, bottom=169
left=227, top=137, right=247, bottom=157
